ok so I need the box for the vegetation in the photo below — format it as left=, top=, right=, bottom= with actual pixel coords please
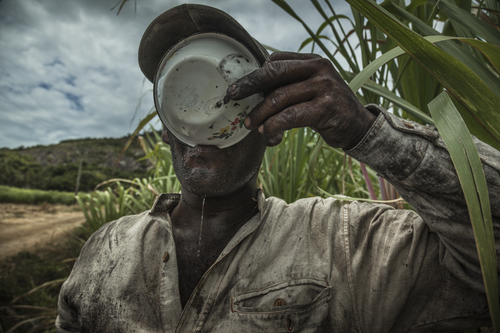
left=0, top=135, right=153, bottom=193
left=0, top=186, right=75, bottom=205
left=271, top=0, right=500, bottom=328
left=76, top=131, right=181, bottom=239
left=2, top=0, right=499, bottom=331
left=0, top=229, right=86, bottom=333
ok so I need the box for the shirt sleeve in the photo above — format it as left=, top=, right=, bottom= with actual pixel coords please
left=344, top=105, right=500, bottom=332
left=55, top=290, right=81, bottom=332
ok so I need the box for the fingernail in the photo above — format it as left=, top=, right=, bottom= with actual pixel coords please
left=244, top=117, right=251, bottom=129
left=258, top=124, right=264, bottom=134
left=227, top=83, right=238, bottom=96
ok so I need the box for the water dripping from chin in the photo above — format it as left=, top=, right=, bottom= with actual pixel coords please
left=197, top=195, right=206, bottom=257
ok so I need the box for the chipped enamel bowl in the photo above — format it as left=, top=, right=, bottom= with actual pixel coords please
left=153, top=33, right=263, bottom=148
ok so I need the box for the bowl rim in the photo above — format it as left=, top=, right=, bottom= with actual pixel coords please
left=153, top=32, right=261, bottom=148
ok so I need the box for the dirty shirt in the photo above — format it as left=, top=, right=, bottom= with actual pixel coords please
left=56, top=106, right=500, bottom=332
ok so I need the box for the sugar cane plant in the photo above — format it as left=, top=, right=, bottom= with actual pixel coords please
left=272, top=0, right=500, bottom=329
left=4, top=1, right=499, bottom=332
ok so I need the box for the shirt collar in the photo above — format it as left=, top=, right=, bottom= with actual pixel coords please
left=150, top=193, right=181, bottom=214
left=149, top=189, right=267, bottom=264
left=150, top=189, right=266, bottom=215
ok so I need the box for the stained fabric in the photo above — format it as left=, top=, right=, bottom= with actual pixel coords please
left=56, top=106, right=499, bottom=332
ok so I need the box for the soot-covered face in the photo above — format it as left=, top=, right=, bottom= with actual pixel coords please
left=164, top=129, right=268, bottom=197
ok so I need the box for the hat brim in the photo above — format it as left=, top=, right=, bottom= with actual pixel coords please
left=139, top=4, right=268, bottom=83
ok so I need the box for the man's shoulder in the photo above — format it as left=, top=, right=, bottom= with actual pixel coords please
left=265, top=195, right=344, bottom=212
left=80, top=210, right=167, bottom=257
left=59, top=210, right=168, bottom=330
left=66, top=210, right=168, bottom=286
left=263, top=195, right=406, bottom=226
left=87, top=210, right=150, bottom=238
left=263, top=195, right=346, bottom=228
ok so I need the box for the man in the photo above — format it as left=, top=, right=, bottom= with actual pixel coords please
left=57, top=4, right=500, bottom=332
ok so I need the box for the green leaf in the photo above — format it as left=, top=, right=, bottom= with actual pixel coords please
left=347, top=0, right=500, bottom=151
left=311, top=0, right=359, bottom=70
left=460, top=39, right=500, bottom=74
left=271, top=0, right=348, bottom=78
left=448, top=93, right=500, bottom=153
left=307, top=137, right=405, bottom=204
left=426, top=0, right=500, bottom=47
left=343, top=70, right=434, bottom=125
left=362, top=79, right=435, bottom=125
left=348, top=35, right=455, bottom=93
left=115, top=108, right=157, bottom=171
left=297, top=35, right=332, bottom=52
left=405, top=0, right=429, bottom=14
left=348, top=34, right=500, bottom=146
left=383, top=1, right=500, bottom=97
left=298, top=37, right=315, bottom=51
left=428, top=92, right=500, bottom=331
left=316, top=13, right=352, bottom=36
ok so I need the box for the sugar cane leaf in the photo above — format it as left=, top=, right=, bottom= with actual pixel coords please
left=383, top=1, right=500, bottom=98
left=348, top=35, right=455, bottom=93
left=347, top=0, right=500, bottom=152
left=362, top=79, right=435, bottom=125
left=426, top=0, right=500, bottom=47
left=428, top=91, right=499, bottom=330
left=460, top=39, right=500, bottom=74
left=272, top=0, right=347, bottom=77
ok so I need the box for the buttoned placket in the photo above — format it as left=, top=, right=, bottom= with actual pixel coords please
left=153, top=191, right=266, bottom=333
left=157, top=217, right=182, bottom=332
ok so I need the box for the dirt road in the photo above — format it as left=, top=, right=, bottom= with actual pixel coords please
left=0, top=203, right=85, bottom=260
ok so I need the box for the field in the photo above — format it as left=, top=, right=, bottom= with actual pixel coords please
left=0, top=186, right=76, bottom=206
left=1, top=0, right=499, bottom=329
left=0, top=203, right=84, bottom=260
left=0, top=203, right=86, bottom=332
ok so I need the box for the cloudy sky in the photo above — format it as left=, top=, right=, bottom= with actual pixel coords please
left=0, top=0, right=351, bottom=149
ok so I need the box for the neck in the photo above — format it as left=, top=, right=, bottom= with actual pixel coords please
left=171, top=179, right=260, bottom=311
left=171, top=178, right=260, bottom=231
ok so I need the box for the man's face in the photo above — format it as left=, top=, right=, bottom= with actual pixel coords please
left=165, top=129, right=268, bottom=197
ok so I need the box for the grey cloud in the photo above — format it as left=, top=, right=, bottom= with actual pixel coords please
left=0, top=0, right=351, bottom=149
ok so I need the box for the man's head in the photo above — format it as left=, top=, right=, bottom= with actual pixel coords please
left=140, top=4, right=278, bottom=197
left=138, top=4, right=268, bottom=84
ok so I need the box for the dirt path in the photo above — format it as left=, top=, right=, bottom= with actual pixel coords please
left=0, top=203, right=85, bottom=260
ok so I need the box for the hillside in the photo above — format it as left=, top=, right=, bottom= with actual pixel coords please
left=0, top=134, right=158, bottom=192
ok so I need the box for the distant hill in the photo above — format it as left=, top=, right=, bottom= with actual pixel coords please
left=0, top=134, right=159, bottom=192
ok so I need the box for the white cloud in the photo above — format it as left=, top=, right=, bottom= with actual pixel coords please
left=0, top=0, right=352, bottom=149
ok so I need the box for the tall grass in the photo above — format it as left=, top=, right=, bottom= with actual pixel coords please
left=0, top=186, right=75, bottom=205
left=0, top=228, right=87, bottom=333
left=76, top=130, right=181, bottom=237
left=273, top=0, right=499, bottom=329
left=5, top=1, right=498, bottom=331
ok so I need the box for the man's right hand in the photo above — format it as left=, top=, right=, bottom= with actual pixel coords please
left=224, top=52, right=376, bottom=150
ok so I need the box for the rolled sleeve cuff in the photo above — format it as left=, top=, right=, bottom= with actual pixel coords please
left=345, top=104, right=440, bottom=183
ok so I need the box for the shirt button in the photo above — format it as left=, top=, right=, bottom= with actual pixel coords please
left=274, top=298, right=286, bottom=306
left=162, top=251, right=169, bottom=263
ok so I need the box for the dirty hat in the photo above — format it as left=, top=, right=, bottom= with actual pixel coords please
left=138, top=4, right=269, bottom=83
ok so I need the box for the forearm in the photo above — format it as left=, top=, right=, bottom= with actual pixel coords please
left=345, top=105, right=500, bottom=283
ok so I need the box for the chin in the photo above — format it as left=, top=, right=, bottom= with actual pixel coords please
left=168, top=129, right=267, bottom=197
left=178, top=166, right=252, bottom=198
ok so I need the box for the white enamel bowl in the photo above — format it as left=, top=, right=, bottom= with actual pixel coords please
left=153, top=33, right=263, bottom=148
